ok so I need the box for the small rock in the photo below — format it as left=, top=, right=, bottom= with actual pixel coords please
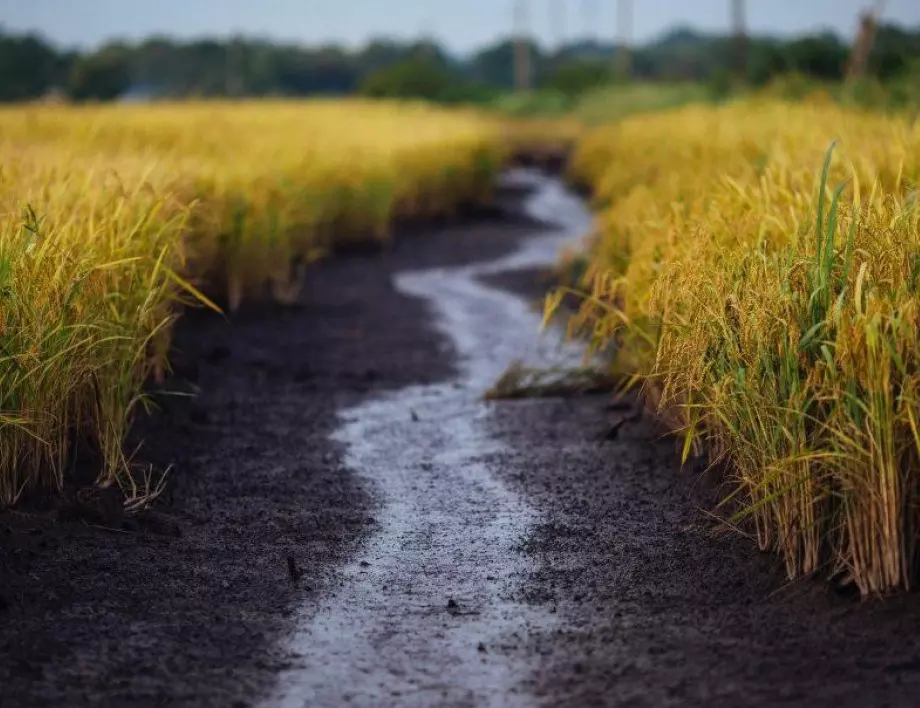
left=73, top=484, right=125, bottom=527
left=602, top=410, right=642, bottom=442
left=359, top=560, right=371, bottom=568
left=140, top=510, right=182, bottom=537
left=120, top=518, right=142, bottom=534
left=447, top=598, right=458, bottom=610
left=477, top=642, right=487, bottom=653
left=410, top=409, right=419, bottom=422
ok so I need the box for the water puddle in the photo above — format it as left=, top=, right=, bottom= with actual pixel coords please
left=266, top=171, right=593, bottom=707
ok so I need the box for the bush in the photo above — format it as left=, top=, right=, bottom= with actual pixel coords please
left=359, top=60, right=450, bottom=101
left=493, top=89, right=575, bottom=117
left=544, top=60, right=611, bottom=97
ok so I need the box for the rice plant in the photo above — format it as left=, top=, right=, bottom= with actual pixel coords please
left=558, top=99, right=920, bottom=595
left=0, top=99, right=506, bottom=505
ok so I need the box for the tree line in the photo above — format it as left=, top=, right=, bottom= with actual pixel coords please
left=0, top=23, right=918, bottom=103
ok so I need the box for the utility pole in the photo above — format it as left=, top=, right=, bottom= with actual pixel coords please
left=419, top=14, right=436, bottom=60
left=731, top=0, right=748, bottom=82
left=225, top=36, right=244, bottom=97
left=615, top=0, right=633, bottom=81
left=581, top=0, right=599, bottom=43
left=551, top=0, right=567, bottom=53
left=513, top=0, right=533, bottom=92
left=847, top=0, right=886, bottom=80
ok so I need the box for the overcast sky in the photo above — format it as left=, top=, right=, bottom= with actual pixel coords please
left=2, top=0, right=918, bottom=54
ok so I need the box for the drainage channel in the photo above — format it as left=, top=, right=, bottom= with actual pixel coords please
left=267, top=171, right=593, bottom=708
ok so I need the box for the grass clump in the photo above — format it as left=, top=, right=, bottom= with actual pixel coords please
left=557, top=99, right=920, bottom=596
left=485, top=360, right=622, bottom=400
left=0, top=99, right=505, bottom=505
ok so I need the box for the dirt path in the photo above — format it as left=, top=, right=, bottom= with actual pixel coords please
left=4, top=171, right=920, bottom=707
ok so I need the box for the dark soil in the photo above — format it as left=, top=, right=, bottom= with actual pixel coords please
left=0, top=194, right=540, bottom=708
left=4, top=176, right=920, bottom=708
left=484, top=268, right=920, bottom=708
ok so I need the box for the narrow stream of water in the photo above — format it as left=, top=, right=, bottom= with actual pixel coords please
left=266, top=172, right=593, bottom=708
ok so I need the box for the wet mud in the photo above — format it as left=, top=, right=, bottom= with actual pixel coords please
left=482, top=201, right=920, bottom=708
left=4, top=171, right=920, bottom=708
left=267, top=173, right=590, bottom=707
left=484, top=383, right=920, bottom=708
left=0, top=178, right=546, bottom=707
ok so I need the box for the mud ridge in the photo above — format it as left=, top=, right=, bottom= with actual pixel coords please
left=0, top=177, right=550, bottom=708
left=484, top=248, right=920, bottom=708
left=5, top=170, right=920, bottom=708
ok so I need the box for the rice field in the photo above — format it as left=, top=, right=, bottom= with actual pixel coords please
left=0, top=99, right=505, bottom=505
left=558, top=98, right=920, bottom=596
left=8, top=90, right=920, bottom=598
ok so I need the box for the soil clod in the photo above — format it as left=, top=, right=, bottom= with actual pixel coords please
left=287, top=555, right=300, bottom=584
left=602, top=409, right=642, bottom=442
left=204, top=345, right=232, bottom=364
left=65, top=484, right=125, bottom=527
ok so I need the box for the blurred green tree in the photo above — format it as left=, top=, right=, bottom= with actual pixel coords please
left=67, top=45, right=131, bottom=101
left=0, top=30, right=68, bottom=101
left=545, top=60, right=611, bottom=96
left=359, top=59, right=451, bottom=100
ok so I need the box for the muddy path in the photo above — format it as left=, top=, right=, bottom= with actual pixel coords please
left=4, top=171, right=920, bottom=707
left=267, top=171, right=591, bottom=708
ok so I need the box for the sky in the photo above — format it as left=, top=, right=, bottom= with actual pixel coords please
left=1, top=0, right=919, bottom=54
